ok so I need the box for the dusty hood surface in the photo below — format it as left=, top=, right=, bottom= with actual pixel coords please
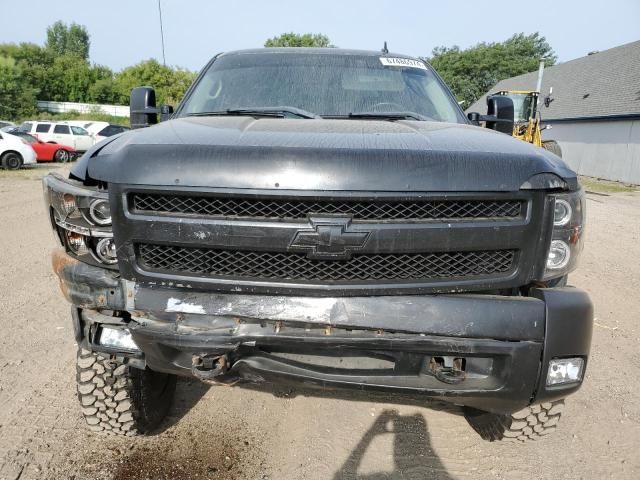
left=72, top=117, right=576, bottom=192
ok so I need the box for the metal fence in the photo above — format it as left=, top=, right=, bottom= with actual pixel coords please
left=36, top=101, right=129, bottom=117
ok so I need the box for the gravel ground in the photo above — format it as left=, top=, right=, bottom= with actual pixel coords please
left=0, top=165, right=638, bottom=480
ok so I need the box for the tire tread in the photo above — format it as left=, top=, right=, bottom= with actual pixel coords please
left=75, top=348, right=176, bottom=436
left=464, top=400, right=565, bottom=442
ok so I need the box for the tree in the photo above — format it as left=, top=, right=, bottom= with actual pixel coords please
left=46, top=55, right=95, bottom=102
left=46, top=21, right=90, bottom=61
left=265, top=33, right=334, bottom=48
left=427, top=33, right=557, bottom=107
left=0, top=23, right=203, bottom=120
left=0, top=43, right=52, bottom=114
left=0, top=61, right=38, bottom=119
left=87, top=65, right=118, bottom=103
left=114, top=59, right=197, bottom=105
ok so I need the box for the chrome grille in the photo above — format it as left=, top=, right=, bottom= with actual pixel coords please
left=131, top=193, right=522, bottom=221
left=138, top=244, right=516, bottom=283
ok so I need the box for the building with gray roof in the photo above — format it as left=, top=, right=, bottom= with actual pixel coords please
left=467, top=40, right=640, bottom=184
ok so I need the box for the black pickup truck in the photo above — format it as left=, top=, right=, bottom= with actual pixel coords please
left=44, top=48, right=592, bottom=442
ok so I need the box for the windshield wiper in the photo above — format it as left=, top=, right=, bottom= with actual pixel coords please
left=187, top=106, right=319, bottom=119
left=324, top=112, right=428, bottom=121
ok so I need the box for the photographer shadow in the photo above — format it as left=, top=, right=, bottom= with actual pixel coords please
left=334, top=409, right=455, bottom=480
left=154, top=377, right=211, bottom=433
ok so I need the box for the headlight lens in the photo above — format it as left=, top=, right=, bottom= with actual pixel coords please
left=95, top=237, right=118, bottom=264
left=553, top=199, right=572, bottom=226
left=546, top=240, right=571, bottom=270
left=43, top=174, right=116, bottom=268
left=544, top=189, right=585, bottom=279
left=61, top=193, right=81, bottom=218
left=89, top=199, right=112, bottom=225
left=66, top=231, right=90, bottom=256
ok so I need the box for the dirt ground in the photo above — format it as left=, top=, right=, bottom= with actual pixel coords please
left=0, top=164, right=638, bottom=480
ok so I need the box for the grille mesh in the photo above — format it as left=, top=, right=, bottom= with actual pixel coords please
left=131, top=193, right=522, bottom=221
left=138, top=244, right=515, bottom=282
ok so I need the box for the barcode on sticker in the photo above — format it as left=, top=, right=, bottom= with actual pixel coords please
left=379, top=57, right=427, bottom=70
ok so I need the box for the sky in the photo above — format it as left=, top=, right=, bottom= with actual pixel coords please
left=1, top=0, right=639, bottom=72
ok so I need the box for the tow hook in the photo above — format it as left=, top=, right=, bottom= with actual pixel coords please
left=430, top=356, right=466, bottom=385
left=192, top=354, right=230, bottom=383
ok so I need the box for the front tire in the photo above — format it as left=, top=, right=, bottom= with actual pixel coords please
left=1, top=152, right=23, bottom=170
left=54, top=149, right=70, bottom=162
left=464, top=400, right=564, bottom=442
left=76, top=348, right=177, bottom=436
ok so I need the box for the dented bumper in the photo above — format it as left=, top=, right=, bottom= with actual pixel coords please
left=53, top=249, right=593, bottom=414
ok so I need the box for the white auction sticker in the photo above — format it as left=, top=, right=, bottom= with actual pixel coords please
left=379, top=57, right=427, bottom=70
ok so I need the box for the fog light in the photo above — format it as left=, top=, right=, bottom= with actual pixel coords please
left=98, top=327, right=139, bottom=351
left=547, top=240, right=571, bottom=270
left=547, top=357, right=584, bottom=386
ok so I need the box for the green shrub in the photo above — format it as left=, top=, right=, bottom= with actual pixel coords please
left=17, top=110, right=129, bottom=127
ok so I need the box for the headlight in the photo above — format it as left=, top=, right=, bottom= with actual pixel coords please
left=89, top=199, right=112, bottom=225
left=546, top=240, right=571, bottom=270
left=95, top=237, right=118, bottom=264
left=43, top=174, right=117, bottom=268
left=544, top=188, right=585, bottom=279
left=553, top=199, right=572, bottom=226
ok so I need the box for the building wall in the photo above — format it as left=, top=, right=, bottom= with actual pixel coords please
left=542, top=118, right=640, bottom=184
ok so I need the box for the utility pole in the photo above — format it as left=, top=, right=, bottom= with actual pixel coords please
left=158, top=0, right=166, bottom=66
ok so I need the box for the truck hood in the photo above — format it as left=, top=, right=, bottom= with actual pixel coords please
left=72, top=117, right=577, bottom=192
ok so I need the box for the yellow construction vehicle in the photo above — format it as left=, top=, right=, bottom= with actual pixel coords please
left=490, top=63, right=562, bottom=157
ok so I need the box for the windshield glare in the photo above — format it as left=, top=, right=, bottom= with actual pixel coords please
left=180, top=53, right=464, bottom=123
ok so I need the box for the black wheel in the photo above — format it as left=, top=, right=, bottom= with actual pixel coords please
left=464, top=400, right=564, bottom=442
left=542, top=140, right=562, bottom=158
left=76, top=348, right=177, bottom=436
left=54, top=149, right=70, bottom=162
left=1, top=152, right=23, bottom=170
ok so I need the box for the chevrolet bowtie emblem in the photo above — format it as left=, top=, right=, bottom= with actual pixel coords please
left=289, top=217, right=371, bottom=260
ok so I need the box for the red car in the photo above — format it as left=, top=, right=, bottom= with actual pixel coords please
left=6, top=130, right=77, bottom=162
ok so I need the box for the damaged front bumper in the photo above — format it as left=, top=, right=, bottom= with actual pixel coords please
left=53, top=249, right=593, bottom=414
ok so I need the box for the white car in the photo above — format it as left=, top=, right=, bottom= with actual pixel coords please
left=0, top=131, right=37, bottom=169
left=67, top=121, right=129, bottom=143
left=19, top=121, right=95, bottom=152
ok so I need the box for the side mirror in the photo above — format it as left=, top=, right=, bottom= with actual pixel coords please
left=466, top=96, right=514, bottom=134
left=485, top=95, right=514, bottom=135
left=130, top=87, right=158, bottom=129
left=467, top=112, right=481, bottom=126
left=160, top=105, right=174, bottom=122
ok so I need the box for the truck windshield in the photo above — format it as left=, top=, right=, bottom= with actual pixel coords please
left=179, top=52, right=465, bottom=123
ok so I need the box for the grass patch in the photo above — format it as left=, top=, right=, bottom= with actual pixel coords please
left=0, top=163, right=69, bottom=180
left=579, top=176, right=639, bottom=194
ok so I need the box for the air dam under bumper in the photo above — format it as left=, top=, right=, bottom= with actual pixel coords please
left=53, top=250, right=593, bottom=414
